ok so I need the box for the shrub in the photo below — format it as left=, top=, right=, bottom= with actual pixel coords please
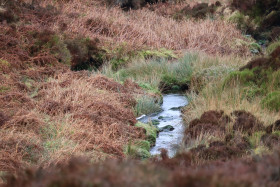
left=227, top=11, right=253, bottom=32
left=30, top=30, right=71, bottom=65
left=0, top=7, right=18, bottom=23
left=261, top=91, right=280, bottom=112
left=66, top=37, right=105, bottom=71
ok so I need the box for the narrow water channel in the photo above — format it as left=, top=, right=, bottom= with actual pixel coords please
left=138, top=94, right=188, bottom=157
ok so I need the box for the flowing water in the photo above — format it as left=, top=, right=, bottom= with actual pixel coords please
left=138, top=94, right=188, bottom=157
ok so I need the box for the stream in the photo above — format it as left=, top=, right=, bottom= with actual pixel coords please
left=138, top=94, right=188, bottom=157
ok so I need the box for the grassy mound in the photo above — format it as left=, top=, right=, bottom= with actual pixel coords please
left=223, top=47, right=280, bottom=109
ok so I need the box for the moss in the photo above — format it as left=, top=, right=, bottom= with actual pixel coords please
left=124, top=139, right=151, bottom=159
left=139, top=48, right=177, bottom=59
left=249, top=131, right=266, bottom=148
left=124, top=144, right=151, bottom=159
left=133, top=140, right=151, bottom=151
left=135, top=122, right=158, bottom=146
left=261, top=91, right=280, bottom=112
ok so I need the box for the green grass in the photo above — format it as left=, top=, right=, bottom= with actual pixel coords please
left=138, top=48, right=178, bottom=59
left=261, top=91, right=280, bottom=112
left=0, top=86, right=10, bottom=93
left=102, top=52, right=194, bottom=91
left=134, top=95, right=162, bottom=117
left=135, top=122, right=158, bottom=146
left=249, top=131, right=266, bottom=148
left=124, top=139, right=152, bottom=159
left=267, top=40, right=280, bottom=55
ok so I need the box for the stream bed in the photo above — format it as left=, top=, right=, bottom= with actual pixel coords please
left=138, top=94, right=188, bottom=157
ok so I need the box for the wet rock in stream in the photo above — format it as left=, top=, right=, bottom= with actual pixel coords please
left=159, top=125, right=175, bottom=132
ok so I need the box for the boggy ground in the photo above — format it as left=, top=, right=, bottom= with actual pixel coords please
left=1, top=0, right=280, bottom=186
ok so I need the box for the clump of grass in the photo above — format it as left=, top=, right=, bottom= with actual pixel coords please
left=135, top=122, right=158, bottom=146
left=248, top=131, right=266, bottom=148
left=137, top=82, right=161, bottom=95
left=138, top=48, right=178, bottom=59
left=267, top=40, right=280, bottom=55
left=134, top=95, right=161, bottom=117
left=223, top=69, right=255, bottom=87
left=124, top=140, right=151, bottom=159
left=261, top=91, right=280, bottom=112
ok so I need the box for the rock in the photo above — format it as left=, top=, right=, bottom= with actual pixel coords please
left=151, top=119, right=160, bottom=126
left=159, top=125, right=175, bottom=132
left=169, top=106, right=182, bottom=111
left=158, top=116, right=164, bottom=120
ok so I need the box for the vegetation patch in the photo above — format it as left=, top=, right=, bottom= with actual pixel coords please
left=104, top=53, right=193, bottom=92
left=261, top=91, right=280, bottom=112
left=125, top=140, right=151, bottom=159
left=134, top=95, right=162, bottom=117
left=135, top=122, right=158, bottom=146
left=138, top=48, right=177, bottom=59
left=267, top=40, right=280, bottom=55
